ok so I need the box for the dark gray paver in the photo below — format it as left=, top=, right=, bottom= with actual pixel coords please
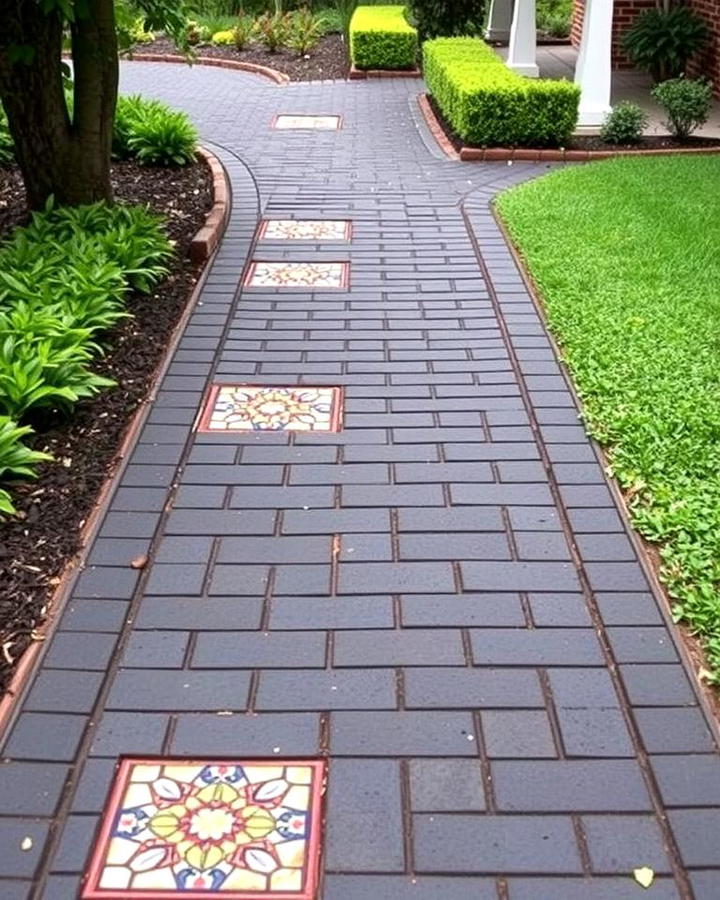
left=0, top=64, right=716, bottom=899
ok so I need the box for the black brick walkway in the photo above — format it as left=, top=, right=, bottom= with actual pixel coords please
left=1, top=64, right=719, bottom=899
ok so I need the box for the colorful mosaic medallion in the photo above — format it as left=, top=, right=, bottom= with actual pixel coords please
left=82, top=758, right=325, bottom=899
left=259, top=220, right=351, bottom=242
left=272, top=115, right=341, bottom=130
left=244, top=261, right=348, bottom=289
left=198, top=385, right=343, bottom=433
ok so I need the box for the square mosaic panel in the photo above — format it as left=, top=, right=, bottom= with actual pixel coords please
left=198, top=385, right=343, bottom=432
left=82, top=758, right=325, bottom=899
left=259, top=220, right=351, bottom=242
left=272, top=115, right=341, bottom=130
left=244, top=261, right=348, bottom=289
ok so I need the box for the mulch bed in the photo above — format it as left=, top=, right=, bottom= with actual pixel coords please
left=139, top=34, right=349, bottom=81
left=426, top=94, right=720, bottom=155
left=0, top=159, right=213, bottom=696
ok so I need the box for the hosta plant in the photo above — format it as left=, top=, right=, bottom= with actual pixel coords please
left=622, top=6, right=710, bottom=82
left=0, top=417, right=52, bottom=517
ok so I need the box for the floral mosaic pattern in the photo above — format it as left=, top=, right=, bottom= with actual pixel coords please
left=272, top=115, right=341, bottom=130
left=259, top=220, right=351, bottom=242
left=82, top=758, right=324, bottom=899
left=198, top=385, right=343, bottom=432
left=244, top=261, right=348, bottom=289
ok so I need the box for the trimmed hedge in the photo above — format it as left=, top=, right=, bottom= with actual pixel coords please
left=424, top=37, right=580, bottom=147
left=350, top=6, right=418, bottom=70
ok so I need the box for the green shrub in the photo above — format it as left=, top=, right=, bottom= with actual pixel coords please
left=622, top=6, right=710, bottom=82
left=185, top=19, right=210, bottom=45
left=424, top=37, right=580, bottom=147
left=350, top=5, right=418, bottom=70
left=255, top=12, right=291, bottom=51
left=0, top=418, right=52, bottom=517
left=233, top=13, right=257, bottom=49
left=408, top=0, right=484, bottom=41
left=113, top=94, right=198, bottom=166
left=536, top=0, right=571, bottom=38
left=287, top=7, right=325, bottom=55
left=600, top=101, right=648, bottom=144
left=0, top=103, right=13, bottom=165
left=211, top=28, right=236, bottom=44
left=652, top=76, right=713, bottom=139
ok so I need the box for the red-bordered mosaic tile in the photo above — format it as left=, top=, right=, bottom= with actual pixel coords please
left=271, top=115, right=341, bottom=130
left=243, top=261, right=349, bottom=289
left=81, top=758, right=325, bottom=899
left=197, top=385, right=343, bottom=433
left=258, top=220, right=352, bottom=242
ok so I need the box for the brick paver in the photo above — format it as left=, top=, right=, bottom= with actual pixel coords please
left=0, top=63, right=718, bottom=899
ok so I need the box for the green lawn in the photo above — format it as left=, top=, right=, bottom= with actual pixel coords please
left=496, top=156, right=720, bottom=679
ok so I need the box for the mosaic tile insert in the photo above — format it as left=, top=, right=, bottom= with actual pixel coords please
left=244, top=261, right=348, bottom=289
left=272, top=115, right=341, bottom=130
left=259, top=220, right=351, bottom=242
left=198, top=385, right=343, bottom=432
left=82, top=758, right=325, bottom=899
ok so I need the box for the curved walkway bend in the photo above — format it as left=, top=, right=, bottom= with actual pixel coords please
left=0, top=63, right=718, bottom=900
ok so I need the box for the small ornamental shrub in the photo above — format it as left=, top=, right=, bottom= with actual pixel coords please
left=0, top=418, right=52, bottom=517
left=423, top=37, right=579, bottom=147
left=0, top=104, right=13, bottom=165
left=409, top=0, right=484, bottom=41
left=287, top=8, right=325, bottom=55
left=185, top=19, right=209, bottom=45
left=600, top=102, right=648, bottom=144
left=622, top=6, right=710, bottom=82
left=112, top=95, right=198, bottom=166
left=350, top=6, right=418, bottom=70
left=256, top=12, right=291, bottom=51
left=652, top=76, right=713, bottom=139
left=211, top=29, right=236, bottom=45
left=233, top=14, right=256, bottom=50
left=536, top=0, right=572, bottom=38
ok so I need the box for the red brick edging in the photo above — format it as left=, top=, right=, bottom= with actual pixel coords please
left=349, top=63, right=422, bottom=80
left=418, top=91, right=720, bottom=161
left=129, top=52, right=290, bottom=85
left=0, top=145, right=231, bottom=737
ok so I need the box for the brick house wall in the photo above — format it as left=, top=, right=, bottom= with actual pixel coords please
left=571, top=0, right=720, bottom=92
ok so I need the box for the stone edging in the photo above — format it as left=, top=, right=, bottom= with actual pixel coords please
left=349, top=63, right=422, bottom=80
left=0, top=144, right=231, bottom=735
left=129, top=52, right=290, bottom=85
left=419, top=91, right=720, bottom=162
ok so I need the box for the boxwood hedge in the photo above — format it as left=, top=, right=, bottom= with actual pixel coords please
left=350, top=6, right=418, bottom=70
left=424, top=37, right=580, bottom=146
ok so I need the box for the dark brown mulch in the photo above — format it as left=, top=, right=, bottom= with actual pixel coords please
left=0, top=159, right=213, bottom=696
left=139, top=34, right=349, bottom=81
left=426, top=93, right=720, bottom=154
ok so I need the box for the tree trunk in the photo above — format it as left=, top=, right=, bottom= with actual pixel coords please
left=0, top=0, right=118, bottom=209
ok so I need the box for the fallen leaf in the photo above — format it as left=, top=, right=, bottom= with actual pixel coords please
left=633, top=867, right=654, bottom=889
left=20, top=836, right=33, bottom=851
left=130, top=555, right=148, bottom=570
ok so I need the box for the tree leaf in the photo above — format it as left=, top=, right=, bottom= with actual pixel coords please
left=633, top=866, right=655, bottom=889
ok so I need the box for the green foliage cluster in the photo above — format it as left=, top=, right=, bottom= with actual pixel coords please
left=622, top=5, right=710, bottom=82
left=0, top=202, right=173, bottom=516
left=536, top=0, right=572, bottom=38
left=113, top=94, right=198, bottom=166
left=205, top=8, right=326, bottom=54
left=0, top=104, right=13, bottom=166
left=349, top=5, right=417, bottom=69
left=423, top=38, right=579, bottom=147
left=651, top=77, right=713, bottom=139
left=408, top=0, right=483, bottom=40
left=496, top=155, right=720, bottom=680
left=600, top=101, right=648, bottom=144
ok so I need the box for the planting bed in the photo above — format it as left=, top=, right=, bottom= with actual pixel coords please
left=140, top=34, right=349, bottom=81
left=0, top=159, right=213, bottom=695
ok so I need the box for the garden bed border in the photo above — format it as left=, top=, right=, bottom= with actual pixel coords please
left=419, top=91, right=720, bottom=161
left=349, top=63, right=422, bottom=79
left=0, top=145, right=231, bottom=735
left=129, top=52, right=290, bottom=85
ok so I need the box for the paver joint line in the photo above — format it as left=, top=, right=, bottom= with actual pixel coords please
left=0, top=63, right=716, bottom=900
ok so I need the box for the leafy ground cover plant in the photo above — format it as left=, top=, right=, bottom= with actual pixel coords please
left=113, top=95, right=198, bottom=166
left=0, top=105, right=14, bottom=166
left=536, top=0, right=572, bottom=38
left=0, top=201, right=173, bottom=514
left=622, top=5, right=710, bottom=82
left=0, top=418, right=52, bottom=516
left=600, top=101, right=648, bottom=144
left=651, top=77, right=713, bottom=139
left=496, top=155, right=720, bottom=680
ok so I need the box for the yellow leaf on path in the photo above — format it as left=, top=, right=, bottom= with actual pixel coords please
left=20, top=837, right=33, bottom=851
left=633, top=867, right=655, bottom=889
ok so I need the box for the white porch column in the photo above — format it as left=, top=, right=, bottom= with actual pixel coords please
left=507, top=0, right=539, bottom=78
left=485, top=0, right=514, bottom=42
left=575, top=0, right=614, bottom=126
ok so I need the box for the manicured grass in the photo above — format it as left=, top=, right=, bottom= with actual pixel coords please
left=496, top=156, right=720, bottom=679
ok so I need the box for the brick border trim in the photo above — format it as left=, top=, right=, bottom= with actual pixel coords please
left=0, top=145, right=230, bottom=737
left=418, top=91, right=720, bottom=162
left=349, top=63, right=422, bottom=79
left=128, top=52, right=290, bottom=85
